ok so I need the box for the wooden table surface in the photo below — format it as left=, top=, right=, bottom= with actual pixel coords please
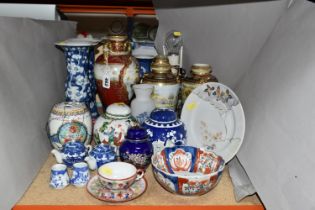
left=13, top=156, right=264, bottom=210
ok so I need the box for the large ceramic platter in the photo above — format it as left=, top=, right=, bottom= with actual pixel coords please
left=87, top=175, right=147, bottom=203
left=181, top=82, right=245, bottom=162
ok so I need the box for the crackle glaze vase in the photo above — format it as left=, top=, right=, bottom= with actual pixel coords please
left=47, top=102, right=92, bottom=150
left=142, top=108, right=186, bottom=153
left=93, top=103, right=138, bottom=153
left=119, top=126, right=153, bottom=169
left=56, top=38, right=99, bottom=119
left=94, top=35, right=139, bottom=107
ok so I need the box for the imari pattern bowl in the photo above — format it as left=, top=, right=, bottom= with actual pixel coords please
left=151, top=146, right=225, bottom=196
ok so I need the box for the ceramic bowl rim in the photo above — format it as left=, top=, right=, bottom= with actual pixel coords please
left=151, top=147, right=225, bottom=179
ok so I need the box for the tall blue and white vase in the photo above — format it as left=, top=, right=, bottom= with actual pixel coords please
left=56, top=39, right=99, bottom=119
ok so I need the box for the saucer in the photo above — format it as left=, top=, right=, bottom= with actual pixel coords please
left=87, top=175, right=147, bottom=202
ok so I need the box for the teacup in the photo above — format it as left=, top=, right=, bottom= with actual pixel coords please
left=70, top=162, right=90, bottom=187
left=98, top=162, right=144, bottom=190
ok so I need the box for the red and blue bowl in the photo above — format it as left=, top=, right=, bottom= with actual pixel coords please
left=151, top=146, right=225, bottom=196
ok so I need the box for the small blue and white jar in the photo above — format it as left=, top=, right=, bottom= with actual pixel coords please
left=85, top=144, right=117, bottom=170
left=49, top=164, right=69, bottom=189
left=70, top=162, right=90, bottom=187
left=119, top=126, right=153, bottom=169
left=142, top=108, right=186, bottom=153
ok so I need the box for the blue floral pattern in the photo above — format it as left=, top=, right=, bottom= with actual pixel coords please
left=63, top=46, right=98, bottom=119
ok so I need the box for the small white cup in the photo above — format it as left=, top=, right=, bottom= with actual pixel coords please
left=70, top=162, right=90, bottom=187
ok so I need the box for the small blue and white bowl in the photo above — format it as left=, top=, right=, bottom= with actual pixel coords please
left=142, top=108, right=186, bottom=153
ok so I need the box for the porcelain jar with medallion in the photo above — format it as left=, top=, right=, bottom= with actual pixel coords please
left=181, top=64, right=218, bottom=104
left=47, top=102, right=92, bottom=150
left=84, top=143, right=117, bottom=170
left=119, top=126, right=153, bottom=169
left=93, top=103, right=138, bottom=153
left=142, top=108, right=186, bottom=153
left=51, top=140, right=92, bottom=168
left=142, top=55, right=180, bottom=110
left=55, top=38, right=99, bottom=119
left=94, top=35, right=139, bottom=107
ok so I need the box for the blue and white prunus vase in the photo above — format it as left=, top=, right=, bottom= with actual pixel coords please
left=56, top=38, right=100, bottom=119
left=142, top=108, right=186, bottom=153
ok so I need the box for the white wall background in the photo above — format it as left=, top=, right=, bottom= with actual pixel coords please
left=153, top=0, right=289, bottom=88
left=0, top=17, right=76, bottom=210
left=0, top=4, right=59, bottom=20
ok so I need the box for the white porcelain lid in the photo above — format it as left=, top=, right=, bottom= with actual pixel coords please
left=55, top=38, right=100, bottom=46
left=51, top=102, right=88, bottom=115
left=106, top=103, right=131, bottom=116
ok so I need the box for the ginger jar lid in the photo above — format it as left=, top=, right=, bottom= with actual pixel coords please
left=62, top=141, right=86, bottom=154
left=106, top=103, right=131, bottom=118
left=51, top=102, right=88, bottom=116
left=125, top=126, right=148, bottom=140
left=149, top=108, right=177, bottom=123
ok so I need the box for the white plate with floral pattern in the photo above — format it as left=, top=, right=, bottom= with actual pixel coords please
left=180, top=82, right=245, bottom=162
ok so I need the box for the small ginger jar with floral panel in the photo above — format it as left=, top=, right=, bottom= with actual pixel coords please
left=93, top=103, right=138, bottom=154
left=119, top=126, right=153, bottom=169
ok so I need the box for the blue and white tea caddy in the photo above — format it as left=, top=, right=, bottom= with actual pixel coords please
left=51, top=140, right=92, bottom=167
left=84, top=143, right=117, bottom=170
left=142, top=108, right=186, bottom=153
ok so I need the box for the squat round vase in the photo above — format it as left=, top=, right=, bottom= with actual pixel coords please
left=94, top=35, right=139, bottom=107
left=119, top=126, right=153, bottom=169
left=47, top=102, right=92, bottom=150
left=93, top=103, right=138, bottom=153
left=56, top=38, right=99, bottom=119
left=130, top=84, right=155, bottom=124
left=142, top=108, right=186, bottom=153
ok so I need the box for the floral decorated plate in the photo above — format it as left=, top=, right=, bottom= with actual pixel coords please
left=181, top=82, right=245, bottom=162
left=87, top=175, right=147, bottom=202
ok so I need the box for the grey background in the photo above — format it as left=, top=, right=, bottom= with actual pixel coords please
left=0, top=17, right=76, bottom=210
left=153, top=0, right=289, bottom=88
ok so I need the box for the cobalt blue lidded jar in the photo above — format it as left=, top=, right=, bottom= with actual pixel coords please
left=142, top=108, right=187, bottom=153
left=119, top=126, right=153, bottom=169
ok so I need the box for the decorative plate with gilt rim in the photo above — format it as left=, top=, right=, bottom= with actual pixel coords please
left=87, top=175, right=147, bottom=203
left=180, top=82, right=245, bottom=163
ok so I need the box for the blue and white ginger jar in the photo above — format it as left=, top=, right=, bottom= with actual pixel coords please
left=142, top=108, right=186, bottom=153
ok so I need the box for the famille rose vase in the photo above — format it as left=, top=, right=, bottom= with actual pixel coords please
left=47, top=102, right=92, bottom=150
left=93, top=103, right=138, bottom=154
left=94, top=35, right=139, bottom=107
left=56, top=38, right=99, bottom=119
left=142, top=108, right=186, bottom=153
left=119, top=127, right=153, bottom=169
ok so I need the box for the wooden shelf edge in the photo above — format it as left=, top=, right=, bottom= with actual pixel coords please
left=13, top=205, right=264, bottom=210
left=58, top=5, right=156, bottom=16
